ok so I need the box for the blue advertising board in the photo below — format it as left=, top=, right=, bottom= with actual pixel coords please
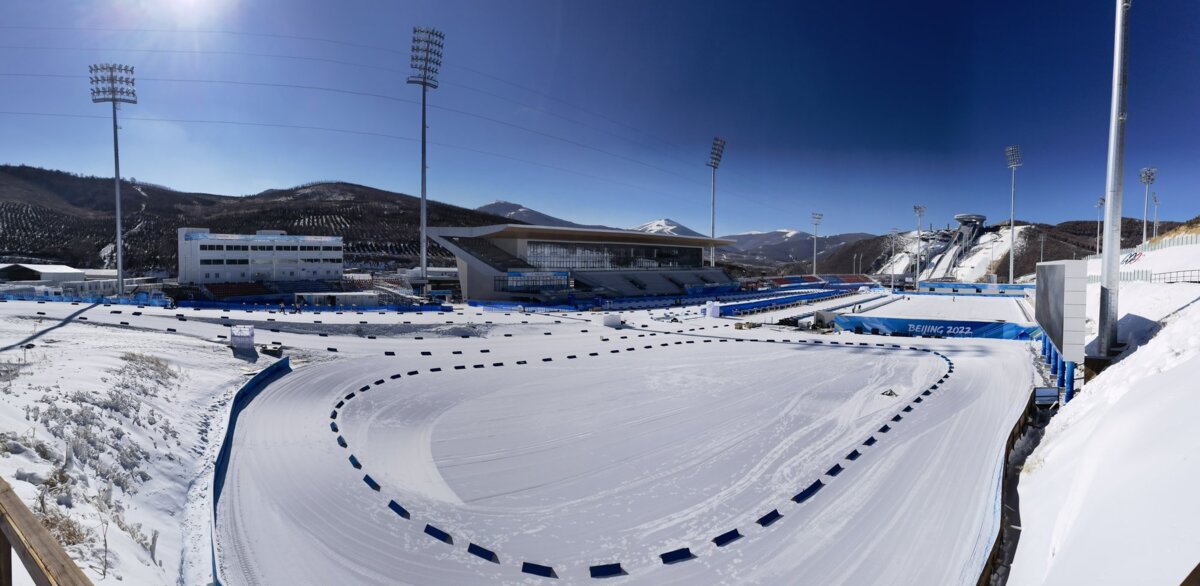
left=833, top=315, right=1039, bottom=340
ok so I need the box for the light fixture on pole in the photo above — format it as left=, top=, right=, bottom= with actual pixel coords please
left=706, top=137, right=725, bottom=268
left=913, top=205, right=925, bottom=289
left=90, top=63, right=137, bottom=297
left=1138, top=167, right=1156, bottom=244
left=1152, top=192, right=1160, bottom=238
left=407, top=26, right=445, bottom=293
left=1005, top=145, right=1022, bottom=284
left=1095, top=197, right=1105, bottom=254
left=810, top=212, right=823, bottom=276
left=1099, top=0, right=1133, bottom=358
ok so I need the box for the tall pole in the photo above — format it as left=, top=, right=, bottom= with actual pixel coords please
left=90, top=63, right=136, bottom=297
left=890, top=228, right=898, bottom=289
left=1099, top=0, right=1132, bottom=357
left=1152, top=193, right=1159, bottom=237
left=1139, top=167, right=1156, bottom=245
left=913, top=205, right=925, bottom=290
left=1039, top=231, right=1045, bottom=263
left=810, top=212, right=822, bottom=276
left=706, top=137, right=725, bottom=268
left=1005, top=145, right=1022, bottom=284
left=1095, top=197, right=1105, bottom=254
left=407, top=26, right=445, bottom=294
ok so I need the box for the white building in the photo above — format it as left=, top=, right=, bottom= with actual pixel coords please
left=177, top=228, right=344, bottom=285
left=0, top=263, right=87, bottom=284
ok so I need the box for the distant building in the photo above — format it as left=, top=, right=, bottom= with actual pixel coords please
left=429, top=224, right=735, bottom=302
left=177, top=228, right=344, bottom=284
left=0, top=263, right=86, bottom=284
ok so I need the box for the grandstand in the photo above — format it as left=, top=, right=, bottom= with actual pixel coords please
left=430, top=224, right=738, bottom=303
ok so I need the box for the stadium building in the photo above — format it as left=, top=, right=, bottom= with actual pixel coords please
left=177, top=228, right=344, bottom=285
left=429, top=224, right=736, bottom=302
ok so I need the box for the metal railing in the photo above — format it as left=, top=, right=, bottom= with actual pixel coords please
left=0, top=476, right=92, bottom=586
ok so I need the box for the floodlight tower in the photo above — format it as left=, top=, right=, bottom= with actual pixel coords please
left=1139, top=167, right=1156, bottom=244
left=90, top=63, right=137, bottom=297
left=407, top=26, right=445, bottom=292
left=1152, top=193, right=1160, bottom=238
left=810, top=212, right=823, bottom=276
left=1005, top=145, right=1022, bottom=284
left=913, top=205, right=926, bottom=289
left=1099, top=0, right=1133, bottom=357
left=889, top=228, right=899, bottom=289
left=706, top=137, right=725, bottom=267
left=1095, top=197, right=1105, bottom=254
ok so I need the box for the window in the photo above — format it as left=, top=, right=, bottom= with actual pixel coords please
left=321, top=245, right=342, bottom=251
left=525, top=241, right=703, bottom=270
left=251, top=245, right=274, bottom=251
left=200, top=259, right=225, bottom=265
left=199, top=244, right=225, bottom=251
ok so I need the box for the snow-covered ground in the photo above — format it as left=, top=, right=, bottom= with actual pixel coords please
left=0, top=295, right=1042, bottom=585
left=944, top=226, right=1029, bottom=283
left=860, top=294, right=1030, bottom=323
left=1010, top=282, right=1200, bottom=584
left=214, top=307, right=1035, bottom=585
left=1085, top=240, right=1200, bottom=277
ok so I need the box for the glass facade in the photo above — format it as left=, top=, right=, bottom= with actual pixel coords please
left=525, top=241, right=702, bottom=270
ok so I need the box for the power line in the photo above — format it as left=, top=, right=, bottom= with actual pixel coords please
left=0, top=110, right=676, bottom=197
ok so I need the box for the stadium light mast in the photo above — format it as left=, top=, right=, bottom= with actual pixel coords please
left=1139, top=167, right=1156, bottom=244
left=890, top=228, right=899, bottom=289
left=913, top=205, right=925, bottom=289
left=1099, top=0, right=1132, bottom=357
left=1005, top=145, right=1022, bottom=284
left=1095, top=197, right=1105, bottom=254
left=810, top=212, right=823, bottom=276
left=407, top=26, right=444, bottom=293
left=706, top=137, right=726, bottom=267
left=90, top=63, right=137, bottom=297
left=1152, top=192, right=1160, bottom=238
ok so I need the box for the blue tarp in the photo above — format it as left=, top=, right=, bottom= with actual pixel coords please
left=833, top=315, right=1040, bottom=340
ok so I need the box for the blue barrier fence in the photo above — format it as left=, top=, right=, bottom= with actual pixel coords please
left=179, top=299, right=451, bottom=313
left=833, top=315, right=1040, bottom=340
left=718, top=290, right=841, bottom=317
left=210, top=357, right=294, bottom=585
left=0, top=292, right=169, bottom=306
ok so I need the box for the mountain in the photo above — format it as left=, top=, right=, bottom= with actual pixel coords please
left=0, top=165, right=517, bottom=272
left=629, top=218, right=705, bottom=237
left=720, top=229, right=876, bottom=265
left=474, top=200, right=611, bottom=229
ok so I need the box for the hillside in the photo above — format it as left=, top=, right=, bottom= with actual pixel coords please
left=721, top=229, right=875, bottom=266
left=475, top=200, right=610, bottom=229
left=628, top=218, right=705, bottom=237
left=0, top=165, right=516, bottom=271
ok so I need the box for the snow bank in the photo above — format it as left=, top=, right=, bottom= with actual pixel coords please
left=1010, top=286, right=1200, bottom=584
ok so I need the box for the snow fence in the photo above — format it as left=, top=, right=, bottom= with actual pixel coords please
left=210, top=356, right=294, bottom=586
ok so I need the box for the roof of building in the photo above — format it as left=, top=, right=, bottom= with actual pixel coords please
left=429, top=224, right=735, bottom=247
left=182, top=232, right=342, bottom=242
left=0, top=263, right=86, bottom=276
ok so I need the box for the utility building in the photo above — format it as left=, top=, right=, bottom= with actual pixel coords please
left=177, top=228, right=344, bottom=285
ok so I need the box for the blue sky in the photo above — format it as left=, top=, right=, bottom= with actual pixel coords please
left=1, top=1, right=1197, bottom=235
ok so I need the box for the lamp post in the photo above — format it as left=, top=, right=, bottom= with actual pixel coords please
left=913, top=205, right=925, bottom=289
left=1099, top=0, right=1133, bottom=357
left=1152, top=192, right=1160, bottom=238
left=89, top=63, right=137, bottom=297
left=407, top=26, right=445, bottom=293
left=1005, top=145, right=1022, bottom=284
left=1139, top=167, right=1156, bottom=244
left=1095, top=197, right=1105, bottom=254
left=706, top=137, right=725, bottom=267
left=810, top=212, right=823, bottom=276
left=890, top=228, right=898, bottom=290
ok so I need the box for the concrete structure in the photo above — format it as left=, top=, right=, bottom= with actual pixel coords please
left=429, top=224, right=735, bottom=302
left=294, top=291, right=379, bottom=308
left=177, top=228, right=344, bottom=285
left=0, top=264, right=86, bottom=284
